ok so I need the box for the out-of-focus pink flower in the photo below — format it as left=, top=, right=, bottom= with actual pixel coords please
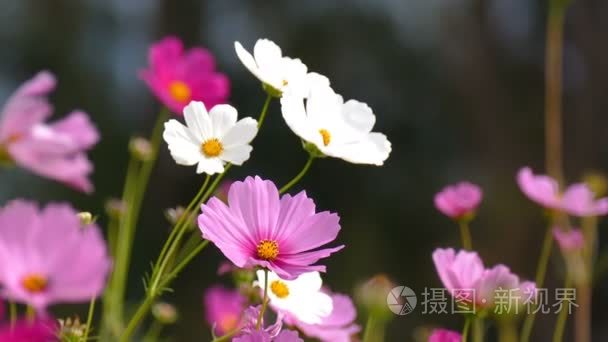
left=0, top=71, right=99, bottom=193
left=140, top=36, right=230, bottom=114
left=204, top=285, right=246, bottom=335
left=0, top=318, right=57, bottom=342
left=214, top=179, right=233, bottom=203
left=0, top=200, right=111, bottom=313
left=432, top=248, right=535, bottom=309
left=517, top=167, right=608, bottom=217
left=199, top=176, right=344, bottom=280
left=553, top=228, right=585, bottom=253
left=428, top=328, right=461, bottom=342
left=233, top=330, right=303, bottom=342
left=286, top=292, right=360, bottom=342
left=434, top=182, right=482, bottom=219
left=235, top=306, right=284, bottom=341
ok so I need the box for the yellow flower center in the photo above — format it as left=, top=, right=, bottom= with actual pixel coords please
left=270, top=280, right=290, bottom=299
left=256, top=240, right=279, bottom=261
left=169, top=81, right=191, bottom=103
left=281, top=79, right=289, bottom=87
left=218, top=313, right=239, bottom=333
left=319, top=129, right=331, bottom=146
left=21, top=273, right=48, bottom=293
left=201, top=138, right=223, bottom=157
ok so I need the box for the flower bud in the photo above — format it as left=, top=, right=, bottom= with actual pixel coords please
left=105, top=198, right=126, bottom=219
left=58, top=317, right=86, bottom=339
left=129, top=137, right=153, bottom=161
left=152, top=302, right=179, bottom=324
left=355, top=274, right=396, bottom=320
left=77, top=212, right=95, bottom=226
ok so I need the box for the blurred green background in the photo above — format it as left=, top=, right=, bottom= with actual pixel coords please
left=1, top=0, right=608, bottom=340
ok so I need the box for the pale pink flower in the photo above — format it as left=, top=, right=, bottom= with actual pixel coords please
left=0, top=200, right=111, bottom=313
left=432, top=248, right=535, bottom=309
left=0, top=71, right=99, bottom=193
left=198, top=176, right=344, bottom=280
left=204, top=285, right=246, bottom=335
left=434, top=182, right=482, bottom=219
left=140, top=36, right=230, bottom=114
left=286, top=292, right=360, bottom=342
left=517, top=167, right=608, bottom=216
left=429, top=328, right=461, bottom=342
left=553, top=228, right=585, bottom=252
left=233, top=330, right=303, bottom=342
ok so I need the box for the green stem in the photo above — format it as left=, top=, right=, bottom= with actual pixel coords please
left=462, top=317, right=472, bottom=342
left=211, top=329, right=239, bottom=342
left=472, top=317, right=484, bottom=342
left=163, top=240, right=209, bottom=283
left=576, top=216, right=595, bottom=342
left=83, top=298, right=96, bottom=341
left=279, top=156, right=314, bottom=194
left=459, top=220, right=473, bottom=250
left=256, top=269, right=269, bottom=330
left=120, top=296, right=154, bottom=342
left=142, top=320, right=163, bottom=342
left=26, top=306, right=34, bottom=322
left=499, top=319, right=518, bottom=342
left=521, top=225, right=554, bottom=342
left=9, top=302, right=16, bottom=328
left=552, top=277, right=573, bottom=342
left=257, top=94, right=272, bottom=128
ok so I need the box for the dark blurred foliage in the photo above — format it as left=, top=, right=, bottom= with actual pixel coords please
left=1, top=0, right=608, bottom=340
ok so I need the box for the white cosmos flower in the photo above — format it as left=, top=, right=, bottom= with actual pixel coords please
left=255, top=270, right=333, bottom=325
left=281, top=86, right=391, bottom=165
left=162, top=101, right=258, bottom=175
left=235, top=38, right=329, bottom=97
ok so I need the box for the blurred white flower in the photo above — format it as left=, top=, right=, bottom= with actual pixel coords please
left=163, top=101, right=258, bottom=175
left=255, top=270, right=333, bottom=325
left=235, top=38, right=329, bottom=97
left=281, top=86, right=391, bottom=165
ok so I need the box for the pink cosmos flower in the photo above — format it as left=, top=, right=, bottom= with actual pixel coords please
left=429, top=328, right=461, bottom=342
left=434, top=182, right=483, bottom=219
left=0, top=71, right=99, bottom=193
left=204, top=285, right=246, bottom=335
left=517, top=167, right=608, bottom=216
left=140, top=36, right=230, bottom=114
left=432, top=248, right=536, bottom=309
left=233, top=330, right=303, bottom=342
left=0, top=200, right=111, bottom=313
left=198, top=176, right=344, bottom=280
left=0, top=318, right=57, bottom=342
left=553, top=228, right=585, bottom=252
left=285, top=293, right=360, bottom=342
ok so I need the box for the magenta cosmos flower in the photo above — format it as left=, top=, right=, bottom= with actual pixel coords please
left=553, top=228, right=585, bottom=253
left=0, top=200, right=111, bottom=313
left=199, top=176, right=344, bottom=280
left=204, top=285, right=246, bottom=335
left=285, top=292, right=360, bottom=342
left=140, top=36, right=230, bottom=114
left=0, top=318, right=57, bottom=342
left=429, top=328, right=461, bottom=342
left=434, top=182, right=482, bottom=220
left=0, top=71, right=99, bottom=193
left=517, top=167, right=608, bottom=217
left=432, top=248, right=535, bottom=309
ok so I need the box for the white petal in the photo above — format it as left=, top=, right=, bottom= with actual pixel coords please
left=221, top=117, right=258, bottom=148
left=303, top=72, right=331, bottom=98
left=329, top=132, right=392, bottom=166
left=253, top=39, right=283, bottom=72
left=183, top=101, right=212, bottom=140
left=235, top=41, right=264, bottom=81
left=306, top=85, right=343, bottom=128
left=289, top=291, right=333, bottom=324
left=221, top=145, right=253, bottom=165
left=163, top=120, right=201, bottom=166
left=280, top=94, right=320, bottom=145
left=341, top=100, right=376, bottom=135
left=196, top=157, right=225, bottom=175
left=209, top=104, right=238, bottom=138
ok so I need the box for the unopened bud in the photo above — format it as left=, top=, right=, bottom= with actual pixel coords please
left=355, top=274, right=396, bottom=320
left=77, top=212, right=95, bottom=226
left=152, top=302, right=178, bottom=324
left=584, top=171, right=608, bottom=198
left=58, top=317, right=86, bottom=339
left=129, top=137, right=153, bottom=161
left=105, top=198, right=126, bottom=219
